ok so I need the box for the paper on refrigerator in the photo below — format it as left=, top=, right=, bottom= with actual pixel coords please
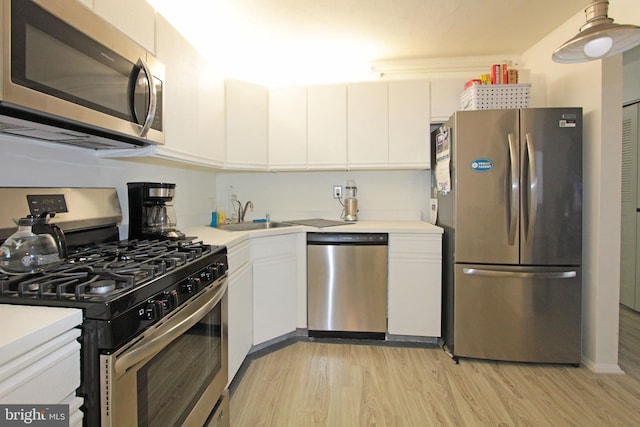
left=435, top=126, right=451, bottom=193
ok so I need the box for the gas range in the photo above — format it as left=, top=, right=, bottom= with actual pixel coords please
left=0, top=187, right=229, bottom=426
left=0, top=238, right=227, bottom=350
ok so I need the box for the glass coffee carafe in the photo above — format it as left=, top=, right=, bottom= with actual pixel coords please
left=144, top=202, right=179, bottom=237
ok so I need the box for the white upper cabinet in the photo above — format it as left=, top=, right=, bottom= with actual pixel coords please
left=197, top=58, right=226, bottom=166
left=268, top=86, right=308, bottom=170
left=307, top=84, right=347, bottom=169
left=347, top=82, right=389, bottom=169
left=388, top=80, right=431, bottom=168
left=155, top=16, right=200, bottom=153
left=225, top=80, right=269, bottom=170
left=269, top=80, right=431, bottom=171
left=430, top=78, right=466, bottom=123
left=92, top=0, right=155, bottom=53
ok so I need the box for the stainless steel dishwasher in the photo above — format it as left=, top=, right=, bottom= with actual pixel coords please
left=307, top=232, right=388, bottom=339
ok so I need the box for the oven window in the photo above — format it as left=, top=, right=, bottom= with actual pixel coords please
left=136, top=304, right=222, bottom=427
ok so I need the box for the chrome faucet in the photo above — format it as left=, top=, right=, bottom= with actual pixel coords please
left=232, top=199, right=254, bottom=223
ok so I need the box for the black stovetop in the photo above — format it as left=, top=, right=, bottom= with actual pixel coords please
left=0, top=239, right=227, bottom=320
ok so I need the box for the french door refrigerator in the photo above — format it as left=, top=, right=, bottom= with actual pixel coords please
left=433, top=108, right=582, bottom=364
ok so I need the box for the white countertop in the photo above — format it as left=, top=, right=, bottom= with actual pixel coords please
left=184, top=220, right=442, bottom=247
left=0, top=305, right=82, bottom=366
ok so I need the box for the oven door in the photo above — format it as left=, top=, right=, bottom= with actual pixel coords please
left=100, top=279, right=228, bottom=427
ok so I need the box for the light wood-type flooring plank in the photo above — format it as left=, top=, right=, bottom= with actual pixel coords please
left=230, top=307, right=640, bottom=426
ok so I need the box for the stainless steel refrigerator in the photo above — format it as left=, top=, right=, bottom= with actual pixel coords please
left=432, top=108, right=582, bottom=364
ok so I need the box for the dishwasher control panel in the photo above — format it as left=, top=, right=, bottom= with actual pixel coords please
left=307, top=232, right=388, bottom=245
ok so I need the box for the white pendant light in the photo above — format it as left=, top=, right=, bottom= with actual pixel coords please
left=552, top=0, right=640, bottom=63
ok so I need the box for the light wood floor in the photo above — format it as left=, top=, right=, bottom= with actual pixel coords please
left=230, top=308, right=640, bottom=426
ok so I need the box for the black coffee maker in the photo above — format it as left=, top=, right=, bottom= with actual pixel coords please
left=127, top=182, right=185, bottom=240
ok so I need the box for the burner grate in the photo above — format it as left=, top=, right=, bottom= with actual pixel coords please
left=0, top=239, right=216, bottom=302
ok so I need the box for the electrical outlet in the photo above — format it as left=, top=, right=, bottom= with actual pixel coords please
left=333, top=185, right=342, bottom=199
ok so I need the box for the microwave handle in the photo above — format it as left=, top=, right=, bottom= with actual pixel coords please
left=136, top=57, right=157, bottom=138
left=113, top=280, right=226, bottom=376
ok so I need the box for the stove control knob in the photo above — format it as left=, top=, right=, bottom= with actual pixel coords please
left=182, top=277, right=200, bottom=294
left=162, top=290, right=179, bottom=310
left=216, top=262, right=227, bottom=277
left=209, top=263, right=224, bottom=279
left=202, top=269, right=214, bottom=282
left=143, top=300, right=165, bottom=320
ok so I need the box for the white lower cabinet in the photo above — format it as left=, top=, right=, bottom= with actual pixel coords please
left=251, top=234, right=298, bottom=345
left=227, top=228, right=441, bottom=378
left=387, top=233, right=442, bottom=337
left=0, top=306, right=84, bottom=425
left=226, top=240, right=252, bottom=384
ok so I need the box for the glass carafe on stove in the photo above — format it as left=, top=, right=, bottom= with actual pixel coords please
left=0, top=212, right=68, bottom=274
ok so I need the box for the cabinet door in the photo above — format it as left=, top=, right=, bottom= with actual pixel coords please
left=253, top=256, right=297, bottom=345
left=388, top=80, right=431, bottom=168
left=155, top=16, right=199, bottom=154
left=251, top=235, right=298, bottom=345
left=307, top=84, right=347, bottom=169
left=430, top=78, right=467, bottom=123
left=227, top=261, right=253, bottom=384
left=347, top=82, right=389, bottom=168
left=268, top=86, right=307, bottom=169
left=197, top=58, right=226, bottom=166
left=93, top=0, right=155, bottom=52
left=226, top=80, right=268, bottom=169
left=388, top=258, right=441, bottom=336
left=388, top=234, right=442, bottom=337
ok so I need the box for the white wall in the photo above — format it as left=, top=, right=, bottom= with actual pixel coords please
left=521, top=0, right=640, bottom=373
left=0, top=136, right=217, bottom=237
left=215, top=170, right=431, bottom=223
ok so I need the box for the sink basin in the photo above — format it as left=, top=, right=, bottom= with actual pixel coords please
left=217, top=221, right=293, bottom=232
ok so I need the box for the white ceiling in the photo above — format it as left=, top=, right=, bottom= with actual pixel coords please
left=227, top=0, right=587, bottom=59
left=151, top=0, right=591, bottom=84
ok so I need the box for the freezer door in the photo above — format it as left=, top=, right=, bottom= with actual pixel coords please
left=453, top=110, right=520, bottom=264
left=453, top=264, right=582, bottom=363
left=520, top=108, right=582, bottom=265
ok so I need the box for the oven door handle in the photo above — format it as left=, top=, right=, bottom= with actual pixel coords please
left=114, top=280, right=227, bottom=377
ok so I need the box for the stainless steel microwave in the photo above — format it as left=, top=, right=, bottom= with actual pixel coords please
left=0, top=0, right=164, bottom=149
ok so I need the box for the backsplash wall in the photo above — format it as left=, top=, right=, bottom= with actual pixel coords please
left=0, top=136, right=217, bottom=237
left=216, top=170, right=431, bottom=223
left=0, top=136, right=432, bottom=235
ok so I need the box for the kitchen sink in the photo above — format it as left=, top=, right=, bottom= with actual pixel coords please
left=217, top=221, right=294, bottom=232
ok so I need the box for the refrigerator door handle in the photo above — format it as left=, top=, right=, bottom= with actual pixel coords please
left=524, top=132, right=538, bottom=241
left=462, top=267, right=577, bottom=279
left=508, top=133, right=519, bottom=246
